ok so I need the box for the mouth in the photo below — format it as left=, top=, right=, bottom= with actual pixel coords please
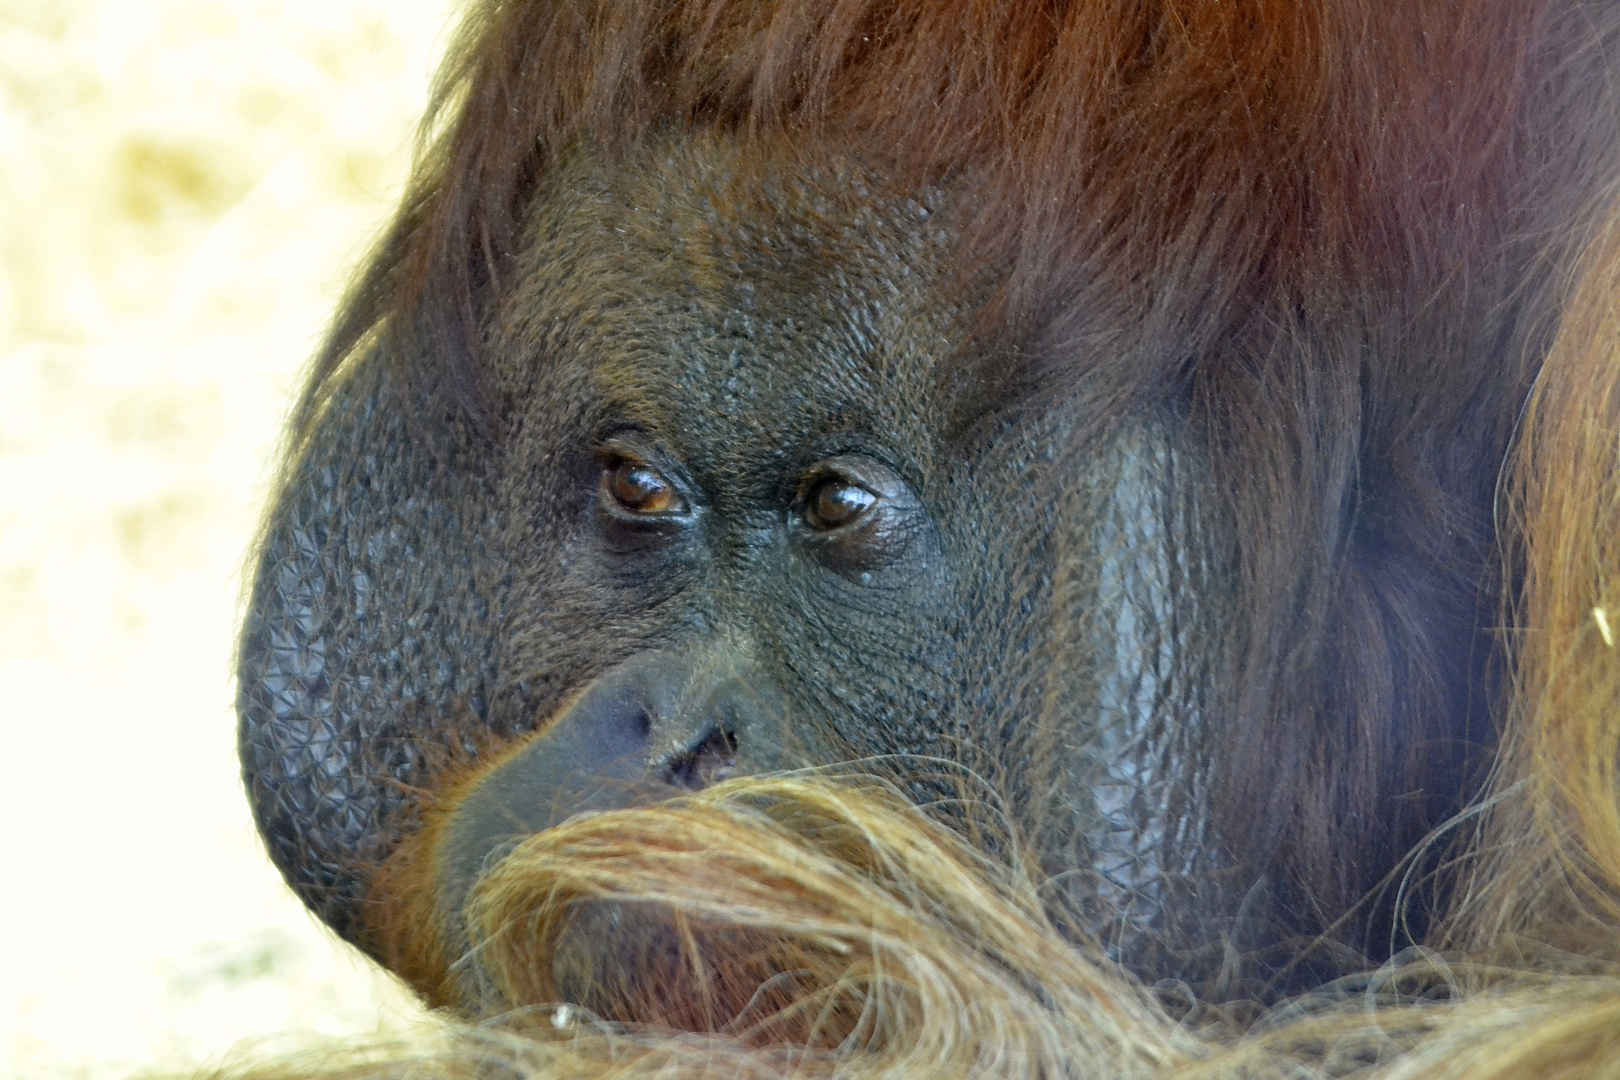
left=451, top=775, right=905, bottom=1038
left=375, top=771, right=1140, bottom=1052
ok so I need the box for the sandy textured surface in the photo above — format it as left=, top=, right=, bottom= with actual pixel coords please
left=0, top=2, right=458, bottom=1075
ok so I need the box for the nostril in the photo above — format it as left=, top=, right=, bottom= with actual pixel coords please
left=664, top=728, right=738, bottom=790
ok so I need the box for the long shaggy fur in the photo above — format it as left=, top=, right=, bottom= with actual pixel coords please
left=227, top=0, right=1620, bottom=1075
left=293, top=0, right=1620, bottom=928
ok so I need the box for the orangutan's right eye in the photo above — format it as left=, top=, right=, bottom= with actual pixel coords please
left=606, top=459, right=686, bottom=515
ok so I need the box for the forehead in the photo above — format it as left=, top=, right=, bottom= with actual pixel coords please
left=495, top=135, right=970, bottom=469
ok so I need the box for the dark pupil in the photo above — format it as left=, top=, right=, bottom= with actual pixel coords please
left=808, top=479, right=875, bottom=529
left=611, top=462, right=672, bottom=511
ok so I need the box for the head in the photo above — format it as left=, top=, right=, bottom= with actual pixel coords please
left=237, top=0, right=1620, bottom=1026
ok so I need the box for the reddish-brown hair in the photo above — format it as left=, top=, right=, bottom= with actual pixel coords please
left=302, top=0, right=1620, bottom=940
left=316, top=0, right=1614, bottom=410
left=230, top=2, right=1620, bottom=1076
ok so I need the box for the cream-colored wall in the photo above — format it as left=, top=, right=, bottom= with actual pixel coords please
left=0, top=2, right=458, bottom=1074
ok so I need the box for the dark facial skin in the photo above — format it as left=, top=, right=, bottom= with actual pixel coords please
left=238, top=135, right=1455, bottom=1005
left=486, top=141, right=968, bottom=779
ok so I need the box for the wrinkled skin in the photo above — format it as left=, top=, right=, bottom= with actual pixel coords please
left=238, top=137, right=1474, bottom=1005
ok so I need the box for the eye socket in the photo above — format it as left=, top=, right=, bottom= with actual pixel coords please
left=803, top=475, right=877, bottom=531
left=606, top=458, right=685, bottom=515
left=791, top=456, right=930, bottom=577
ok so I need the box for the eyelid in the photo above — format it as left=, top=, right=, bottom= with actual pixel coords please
left=796, top=468, right=872, bottom=504
left=595, top=433, right=652, bottom=467
left=795, top=456, right=904, bottom=506
left=594, top=437, right=674, bottom=484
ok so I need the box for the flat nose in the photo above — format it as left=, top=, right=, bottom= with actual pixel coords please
left=432, top=652, right=789, bottom=937
left=663, top=724, right=739, bottom=788
left=539, top=651, right=777, bottom=786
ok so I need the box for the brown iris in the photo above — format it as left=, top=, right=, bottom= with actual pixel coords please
left=607, top=459, right=682, bottom=514
left=803, top=476, right=876, bottom=531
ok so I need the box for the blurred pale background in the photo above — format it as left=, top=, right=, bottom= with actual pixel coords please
left=0, top=1, right=461, bottom=1075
